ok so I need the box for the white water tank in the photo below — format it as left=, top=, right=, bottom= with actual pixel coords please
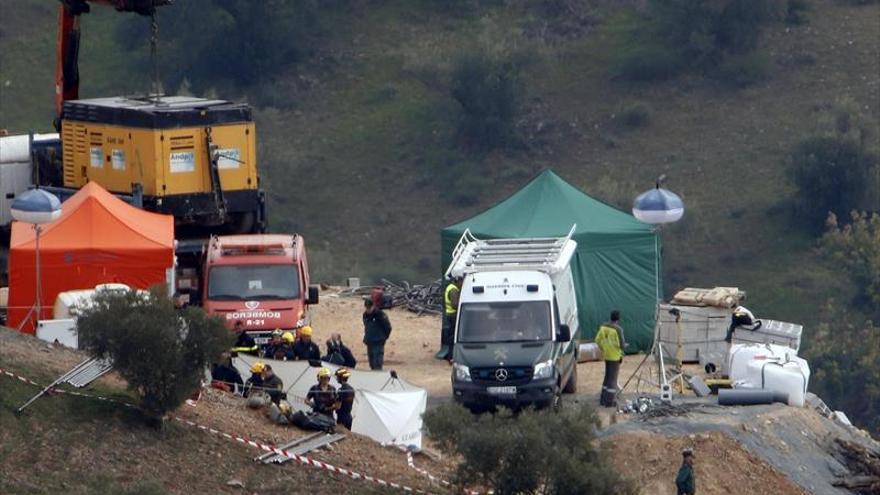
left=744, top=356, right=810, bottom=407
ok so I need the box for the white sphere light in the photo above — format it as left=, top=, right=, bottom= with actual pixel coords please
left=10, top=189, right=62, bottom=225
left=633, top=185, right=684, bottom=225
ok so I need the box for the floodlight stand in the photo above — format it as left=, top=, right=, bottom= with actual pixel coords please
left=16, top=224, right=43, bottom=332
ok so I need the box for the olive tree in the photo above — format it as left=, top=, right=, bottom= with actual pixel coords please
left=77, top=288, right=231, bottom=422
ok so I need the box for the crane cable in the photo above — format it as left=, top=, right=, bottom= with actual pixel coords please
left=150, top=7, right=160, bottom=101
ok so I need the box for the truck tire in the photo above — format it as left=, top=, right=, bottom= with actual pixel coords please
left=562, top=364, right=578, bottom=394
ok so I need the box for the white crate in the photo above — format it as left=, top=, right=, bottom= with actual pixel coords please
left=731, top=319, right=802, bottom=352
left=657, top=303, right=730, bottom=362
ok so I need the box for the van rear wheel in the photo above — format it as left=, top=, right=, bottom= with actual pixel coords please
left=562, top=364, right=578, bottom=394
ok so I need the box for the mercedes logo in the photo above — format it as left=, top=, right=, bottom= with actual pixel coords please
left=494, top=368, right=509, bottom=382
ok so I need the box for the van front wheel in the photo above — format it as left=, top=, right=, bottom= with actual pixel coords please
left=562, top=364, right=578, bottom=394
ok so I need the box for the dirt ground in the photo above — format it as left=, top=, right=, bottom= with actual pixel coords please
left=603, top=430, right=808, bottom=495
left=311, top=288, right=650, bottom=403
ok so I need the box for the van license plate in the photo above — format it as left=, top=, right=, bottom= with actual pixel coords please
left=487, top=386, right=516, bottom=395
left=254, top=337, right=270, bottom=344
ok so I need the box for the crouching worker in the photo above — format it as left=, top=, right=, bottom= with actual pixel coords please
left=262, top=364, right=285, bottom=405
left=335, top=368, right=355, bottom=430
left=211, top=352, right=243, bottom=393
left=724, top=304, right=761, bottom=343
left=243, top=362, right=265, bottom=398
left=306, top=368, right=338, bottom=419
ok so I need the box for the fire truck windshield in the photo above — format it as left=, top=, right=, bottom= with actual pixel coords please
left=207, top=265, right=300, bottom=300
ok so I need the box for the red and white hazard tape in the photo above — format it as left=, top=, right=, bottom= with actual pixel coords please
left=0, top=366, right=430, bottom=494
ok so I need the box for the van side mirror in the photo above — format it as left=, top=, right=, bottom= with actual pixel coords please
left=557, top=324, right=571, bottom=342
left=307, top=285, right=320, bottom=305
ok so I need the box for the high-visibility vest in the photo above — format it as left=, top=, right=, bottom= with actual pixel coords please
left=595, top=324, right=623, bottom=361
left=444, top=284, right=460, bottom=316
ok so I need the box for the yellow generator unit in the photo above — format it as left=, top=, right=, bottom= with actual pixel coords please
left=60, top=96, right=266, bottom=233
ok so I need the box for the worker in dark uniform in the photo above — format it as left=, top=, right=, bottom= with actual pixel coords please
left=675, top=448, right=696, bottom=495
left=231, top=320, right=259, bottom=356
left=306, top=367, right=339, bottom=418
left=210, top=352, right=243, bottom=393
left=436, top=275, right=462, bottom=361
left=335, top=367, right=355, bottom=430
left=292, top=326, right=321, bottom=361
left=323, top=333, right=357, bottom=368
left=362, top=298, right=392, bottom=370
left=261, top=364, right=285, bottom=405
left=242, top=361, right=265, bottom=398
left=263, top=329, right=284, bottom=358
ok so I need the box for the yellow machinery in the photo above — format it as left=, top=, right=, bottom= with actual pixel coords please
left=58, top=96, right=266, bottom=233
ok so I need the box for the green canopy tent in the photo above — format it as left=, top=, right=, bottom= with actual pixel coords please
left=441, top=170, right=661, bottom=352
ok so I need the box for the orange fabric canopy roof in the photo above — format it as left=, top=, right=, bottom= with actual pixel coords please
left=7, top=182, right=174, bottom=333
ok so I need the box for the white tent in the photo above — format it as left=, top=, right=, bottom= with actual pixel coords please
left=352, top=389, right=427, bottom=449
left=233, top=355, right=428, bottom=447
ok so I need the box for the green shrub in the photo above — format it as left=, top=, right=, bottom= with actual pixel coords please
left=610, top=0, right=783, bottom=82
left=820, top=212, right=880, bottom=316
left=787, top=135, right=876, bottom=232
left=785, top=0, right=810, bottom=24
left=616, top=102, right=652, bottom=129
left=423, top=402, right=636, bottom=495
left=77, top=288, right=231, bottom=422
left=451, top=52, right=522, bottom=151
left=803, top=302, right=880, bottom=435
left=712, top=52, right=770, bottom=87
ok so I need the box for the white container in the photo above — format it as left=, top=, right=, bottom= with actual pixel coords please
left=53, top=283, right=133, bottom=319
left=744, top=356, right=810, bottom=407
left=658, top=303, right=730, bottom=362
left=37, top=319, right=78, bottom=348
left=731, top=319, right=803, bottom=352
left=728, top=343, right=797, bottom=382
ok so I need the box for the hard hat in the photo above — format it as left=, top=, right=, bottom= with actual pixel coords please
left=272, top=328, right=283, bottom=337
left=250, top=362, right=265, bottom=374
left=682, top=448, right=694, bottom=457
left=335, top=368, right=351, bottom=379
left=282, top=331, right=295, bottom=343
left=317, top=367, right=331, bottom=378
left=300, top=326, right=313, bottom=337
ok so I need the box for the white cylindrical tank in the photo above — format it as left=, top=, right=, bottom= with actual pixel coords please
left=728, top=343, right=797, bottom=381
left=744, top=356, right=810, bottom=407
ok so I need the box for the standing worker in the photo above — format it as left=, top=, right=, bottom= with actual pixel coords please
left=231, top=320, right=259, bottom=355
left=362, top=297, right=392, bottom=370
left=436, top=275, right=462, bottom=361
left=675, top=448, right=696, bottom=495
left=335, top=368, right=355, bottom=430
left=595, top=310, right=627, bottom=407
left=261, top=364, right=285, bottom=405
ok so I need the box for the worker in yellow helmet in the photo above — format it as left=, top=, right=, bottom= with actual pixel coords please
left=595, top=310, right=627, bottom=407
left=293, top=325, right=321, bottom=361
left=306, top=367, right=339, bottom=418
left=437, top=275, right=463, bottom=361
left=242, top=361, right=265, bottom=398
left=335, top=368, right=355, bottom=429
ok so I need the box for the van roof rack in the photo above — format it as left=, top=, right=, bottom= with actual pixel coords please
left=445, top=225, right=577, bottom=279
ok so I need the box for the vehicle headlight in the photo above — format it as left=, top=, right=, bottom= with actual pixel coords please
left=453, top=363, right=471, bottom=382
left=533, top=360, right=554, bottom=379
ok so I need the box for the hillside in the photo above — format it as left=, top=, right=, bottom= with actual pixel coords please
left=3, top=293, right=879, bottom=494
left=2, top=1, right=878, bottom=331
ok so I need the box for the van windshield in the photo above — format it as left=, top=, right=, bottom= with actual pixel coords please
left=208, top=265, right=300, bottom=300
left=457, top=301, right=552, bottom=343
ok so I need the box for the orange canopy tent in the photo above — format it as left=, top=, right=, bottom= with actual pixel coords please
left=7, top=182, right=174, bottom=333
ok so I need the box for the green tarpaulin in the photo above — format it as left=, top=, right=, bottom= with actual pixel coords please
left=441, top=170, right=661, bottom=352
